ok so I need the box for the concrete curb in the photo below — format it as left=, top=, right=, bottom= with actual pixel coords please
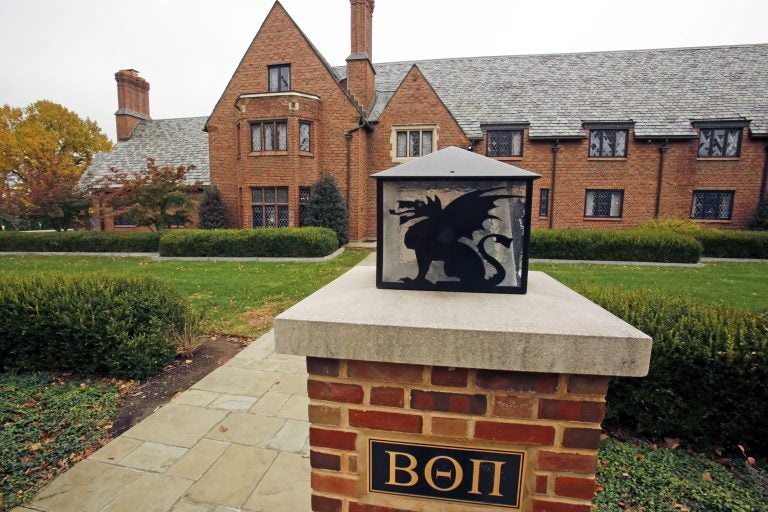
left=701, top=257, right=768, bottom=263
left=0, top=247, right=345, bottom=263
left=530, top=258, right=704, bottom=268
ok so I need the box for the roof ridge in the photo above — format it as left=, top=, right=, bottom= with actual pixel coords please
left=361, top=42, right=768, bottom=68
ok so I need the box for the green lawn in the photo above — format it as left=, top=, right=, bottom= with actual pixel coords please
left=0, top=251, right=369, bottom=337
left=531, top=262, right=767, bottom=313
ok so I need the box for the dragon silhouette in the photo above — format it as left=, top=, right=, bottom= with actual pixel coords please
left=389, top=187, right=522, bottom=286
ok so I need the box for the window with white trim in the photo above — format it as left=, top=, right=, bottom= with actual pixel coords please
left=395, top=129, right=434, bottom=158
left=691, top=190, right=734, bottom=220
left=585, top=189, right=624, bottom=218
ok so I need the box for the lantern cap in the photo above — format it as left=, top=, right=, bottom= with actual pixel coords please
left=371, top=146, right=541, bottom=179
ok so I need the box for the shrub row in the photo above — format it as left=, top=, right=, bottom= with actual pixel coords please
left=530, top=228, right=702, bottom=263
left=0, top=274, right=189, bottom=379
left=158, top=228, right=339, bottom=257
left=693, top=229, right=768, bottom=259
left=581, top=287, right=768, bottom=454
left=0, top=231, right=160, bottom=252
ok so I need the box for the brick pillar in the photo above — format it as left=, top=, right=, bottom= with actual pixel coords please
left=346, top=0, right=375, bottom=112
left=276, top=267, right=651, bottom=512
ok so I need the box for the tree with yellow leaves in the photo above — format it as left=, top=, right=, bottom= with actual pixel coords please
left=0, top=100, right=111, bottom=230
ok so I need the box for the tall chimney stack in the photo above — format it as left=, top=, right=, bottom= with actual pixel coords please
left=346, top=0, right=376, bottom=112
left=114, top=69, right=150, bottom=141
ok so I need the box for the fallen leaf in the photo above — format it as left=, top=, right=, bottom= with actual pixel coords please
left=218, top=425, right=229, bottom=433
left=621, top=471, right=630, bottom=478
left=24, top=399, right=37, bottom=408
left=29, top=443, right=43, bottom=452
left=747, top=456, right=756, bottom=465
left=664, top=437, right=680, bottom=449
left=633, top=453, right=646, bottom=460
left=595, top=484, right=605, bottom=492
left=185, top=359, right=192, bottom=364
left=702, top=471, right=713, bottom=482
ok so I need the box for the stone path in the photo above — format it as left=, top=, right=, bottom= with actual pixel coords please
left=13, top=331, right=312, bottom=512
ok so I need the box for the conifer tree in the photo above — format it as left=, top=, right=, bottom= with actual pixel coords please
left=305, top=173, right=349, bottom=245
left=198, top=186, right=228, bottom=229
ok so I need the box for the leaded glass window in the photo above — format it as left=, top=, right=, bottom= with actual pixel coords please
left=268, top=64, right=290, bottom=92
left=589, top=129, right=628, bottom=158
left=252, top=187, right=290, bottom=228
left=539, top=188, right=549, bottom=217
left=691, top=190, right=734, bottom=220
left=299, top=122, right=311, bottom=152
left=251, top=121, right=287, bottom=152
left=585, top=189, right=624, bottom=218
left=698, top=128, right=741, bottom=158
left=299, top=187, right=311, bottom=226
left=487, top=130, right=523, bottom=157
left=395, top=129, right=435, bottom=158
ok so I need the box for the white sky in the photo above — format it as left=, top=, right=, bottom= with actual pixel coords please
left=1, top=0, right=766, bottom=143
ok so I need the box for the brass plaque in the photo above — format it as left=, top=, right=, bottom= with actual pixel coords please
left=369, top=439, right=524, bottom=508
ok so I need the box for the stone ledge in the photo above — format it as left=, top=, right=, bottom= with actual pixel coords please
left=275, top=267, right=651, bottom=377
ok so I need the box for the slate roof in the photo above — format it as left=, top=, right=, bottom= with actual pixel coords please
left=336, top=44, right=768, bottom=139
left=81, top=117, right=209, bottom=187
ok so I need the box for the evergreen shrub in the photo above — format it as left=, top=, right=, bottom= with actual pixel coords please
left=198, top=186, right=228, bottom=229
left=582, top=287, right=768, bottom=454
left=304, top=174, right=349, bottom=245
left=692, top=229, right=768, bottom=259
left=530, top=228, right=702, bottom=263
left=158, top=227, right=338, bottom=257
left=0, top=274, right=189, bottom=379
left=0, top=231, right=160, bottom=252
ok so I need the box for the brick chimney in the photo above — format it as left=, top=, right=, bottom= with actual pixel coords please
left=114, top=69, right=150, bottom=141
left=346, top=0, right=375, bottom=112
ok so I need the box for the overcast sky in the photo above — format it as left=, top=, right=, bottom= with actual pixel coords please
left=1, top=0, right=766, bottom=142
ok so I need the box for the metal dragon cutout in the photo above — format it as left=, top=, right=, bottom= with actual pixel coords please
left=389, top=188, right=522, bottom=287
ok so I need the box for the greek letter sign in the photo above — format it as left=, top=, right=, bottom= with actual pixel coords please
left=369, top=439, right=524, bottom=508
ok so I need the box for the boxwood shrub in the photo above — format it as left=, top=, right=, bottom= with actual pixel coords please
left=693, top=229, right=768, bottom=259
left=0, top=274, right=188, bottom=379
left=0, top=231, right=160, bottom=252
left=581, top=287, right=768, bottom=454
left=530, top=229, right=702, bottom=263
left=158, top=227, right=338, bottom=257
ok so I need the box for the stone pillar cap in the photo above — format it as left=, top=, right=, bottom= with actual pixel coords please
left=275, top=267, right=652, bottom=377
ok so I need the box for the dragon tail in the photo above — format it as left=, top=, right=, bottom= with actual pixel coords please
left=477, top=234, right=513, bottom=286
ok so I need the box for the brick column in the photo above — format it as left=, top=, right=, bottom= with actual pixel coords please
left=276, top=267, right=651, bottom=512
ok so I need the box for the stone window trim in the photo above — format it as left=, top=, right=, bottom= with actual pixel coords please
left=690, top=190, right=735, bottom=221
left=251, top=186, right=290, bottom=228
left=268, top=64, right=291, bottom=93
left=485, top=128, right=524, bottom=158
left=390, top=125, right=438, bottom=163
left=250, top=120, right=288, bottom=154
left=696, top=127, right=743, bottom=159
left=299, top=121, right=312, bottom=154
left=588, top=128, right=629, bottom=158
left=584, top=189, right=624, bottom=219
left=539, top=188, right=550, bottom=218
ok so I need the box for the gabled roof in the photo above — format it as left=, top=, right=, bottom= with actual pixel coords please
left=336, top=44, right=768, bottom=139
left=80, top=117, right=210, bottom=187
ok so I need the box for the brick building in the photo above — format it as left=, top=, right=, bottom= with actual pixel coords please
left=86, top=1, right=768, bottom=238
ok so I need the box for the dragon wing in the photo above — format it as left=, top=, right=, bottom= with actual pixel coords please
left=442, top=187, right=522, bottom=240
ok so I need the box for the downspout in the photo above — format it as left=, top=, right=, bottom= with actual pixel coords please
left=655, top=140, right=669, bottom=218
left=760, top=144, right=768, bottom=202
left=344, top=118, right=371, bottom=212
left=548, top=140, right=560, bottom=229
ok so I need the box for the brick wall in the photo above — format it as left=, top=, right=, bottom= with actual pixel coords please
left=306, top=358, right=607, bottom=512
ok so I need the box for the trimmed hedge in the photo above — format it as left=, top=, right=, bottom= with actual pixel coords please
left=158, top=227, right=339, bottom=257
left=530, top=229, right=702, bottom=263
left=582, top=287, right=768, bottom=454
left=0, top=231, right=160, bottom=253
left=0, top=274, right=188, bottom=379
left=693, top=229, right=768, bottom=259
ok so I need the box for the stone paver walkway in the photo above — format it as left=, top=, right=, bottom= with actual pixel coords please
left=13, top=331, right=311, bottom=512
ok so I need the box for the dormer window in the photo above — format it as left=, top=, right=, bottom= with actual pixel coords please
left=487, top=129, right=523, bottom=157
left=268, top=64, right=291, bottom=92
left=589, top=129, right=628, bottom=158
left=698, top=128, right=741, bottom=158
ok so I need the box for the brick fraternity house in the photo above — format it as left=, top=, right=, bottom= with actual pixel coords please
left=86, top=1, right=768, bottom=238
